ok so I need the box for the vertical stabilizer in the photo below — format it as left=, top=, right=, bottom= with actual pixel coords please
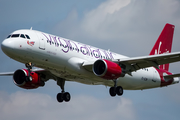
left=149, top=23, right=175, bottom=71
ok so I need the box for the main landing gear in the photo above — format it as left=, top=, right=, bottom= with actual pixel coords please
left=56, top=78, right=71, bottom=103
left=109, top=79, right=123, bottom=97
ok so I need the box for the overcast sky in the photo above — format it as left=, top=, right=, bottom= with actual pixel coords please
left=0, top=0, right=180, bottom=120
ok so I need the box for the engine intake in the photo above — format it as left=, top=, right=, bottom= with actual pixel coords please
left=13, top=69, right=44, bottom=89
left=93, top=59, right=123, bottom=80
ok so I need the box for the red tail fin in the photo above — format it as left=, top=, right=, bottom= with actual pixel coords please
left=149, top=23, right=175, bottom=71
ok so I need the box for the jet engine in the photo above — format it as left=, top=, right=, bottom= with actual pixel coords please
left=93, top=59, right=124, bottom=80
left=13, top=69, right=44, bottom=89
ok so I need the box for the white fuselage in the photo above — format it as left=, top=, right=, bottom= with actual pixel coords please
left=1, top=29, right=178, bottom=90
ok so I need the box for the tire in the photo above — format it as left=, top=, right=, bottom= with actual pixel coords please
left=57, top=93, right=63, bottom=103
left=116, top=86, right=123, bottom=96
left=63, top=92, right=71, bottom=102
left=109, top=87, right=116, bottom=97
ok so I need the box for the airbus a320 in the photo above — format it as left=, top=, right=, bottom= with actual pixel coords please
left=1, top=23, right=180, bottom=103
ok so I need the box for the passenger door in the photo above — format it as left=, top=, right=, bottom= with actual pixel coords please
left=36, top=32, right=45, bottom=50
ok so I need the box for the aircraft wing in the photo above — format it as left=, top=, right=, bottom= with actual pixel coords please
left=115, top=52, right=180, bottom=72
left=0, top=72, right=14, bottom=76
left=0, top=68, right=46, bottom=76
left=83, top=52, right=180, bottom=73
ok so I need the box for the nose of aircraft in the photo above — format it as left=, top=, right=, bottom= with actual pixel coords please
left=1, top=39, right=15, bottom=55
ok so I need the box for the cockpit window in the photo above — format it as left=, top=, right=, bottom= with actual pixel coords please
left=7, top=33, right=30, bottom=39
left=11, top=34, right=20, bottom=38
left=25, top=35, right=30, bottom=39
left=7, top=35, right=11, bottom=38
left=20, top=34, right=26, bottom=38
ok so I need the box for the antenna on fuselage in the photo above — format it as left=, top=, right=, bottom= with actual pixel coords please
left=30, top=27, right=33, bottom=30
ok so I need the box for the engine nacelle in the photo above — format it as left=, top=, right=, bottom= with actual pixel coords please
left=93, top=59, right=123, bottom=80
left=13, top=69, right=44, bottom=89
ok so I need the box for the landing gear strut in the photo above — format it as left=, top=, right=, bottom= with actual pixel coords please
left=25, top=62, right=33, bottom=82
left=109, top=79, right=123, bottom=97
left=56, top=78, right=71, bottom=103
left=25, top=62, right=45, bottom=86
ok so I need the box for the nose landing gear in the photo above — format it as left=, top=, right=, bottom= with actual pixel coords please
left=25, top=62, right=33, bottom=82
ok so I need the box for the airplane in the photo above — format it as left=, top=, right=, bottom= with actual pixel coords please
left=0, top=23, right=180, bottom=103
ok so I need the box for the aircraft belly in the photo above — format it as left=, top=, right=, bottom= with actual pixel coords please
left=49, top=68, right=111, bottom=85
left=49, top=66, right=161, bottom=90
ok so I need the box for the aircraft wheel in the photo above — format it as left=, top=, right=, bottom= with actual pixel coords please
left=109, top=87, right=116, bottom=97
left=57, top=93, right=63, bottom=103
left=116, top=86, right=123, bottom=96
left=63, top=92, right=71, bottom=102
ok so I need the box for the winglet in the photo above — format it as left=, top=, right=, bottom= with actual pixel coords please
left=149, top=23, right=175, bottom=71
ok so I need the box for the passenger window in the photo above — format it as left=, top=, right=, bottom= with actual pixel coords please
left=20, top=34, right=26, bottom=38
left=11, top=34, right=20, bottom=38
left=25, top=35, right=30, bottom=39
left=7, top=35, right=11, bottom=38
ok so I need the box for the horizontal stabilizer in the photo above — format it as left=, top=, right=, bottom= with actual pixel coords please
left=164, top=73, right=180, bottom=79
